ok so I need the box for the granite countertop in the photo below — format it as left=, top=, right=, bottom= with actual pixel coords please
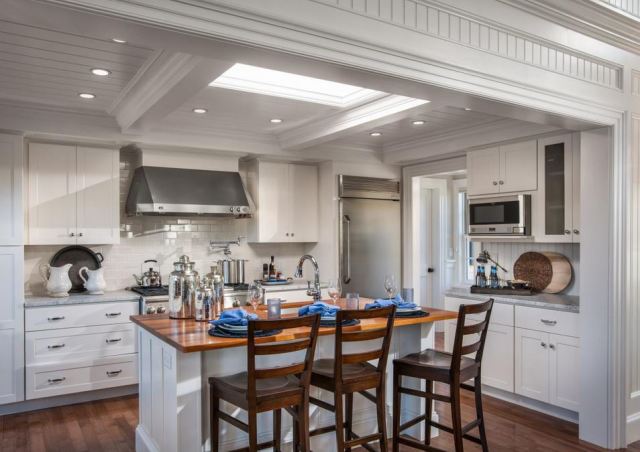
left=25, top=290, right=140, bottom=308
left=445, top=286, right=579, bottom=313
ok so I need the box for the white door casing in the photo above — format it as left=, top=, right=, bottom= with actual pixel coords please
left=0, top=134, right=22, bottom=246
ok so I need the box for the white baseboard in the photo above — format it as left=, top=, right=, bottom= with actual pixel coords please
left=482, top=386, right=578, bottom=423
left=627, top=411, right=640, bottom=445
left=0, top=384, right=138, bottom=416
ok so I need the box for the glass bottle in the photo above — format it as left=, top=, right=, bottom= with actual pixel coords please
left=490, top=265, right=499, bottom=289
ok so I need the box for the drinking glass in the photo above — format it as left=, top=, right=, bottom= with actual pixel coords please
left=249, top=283, right=262, bottom=312
left=327, top=279, right=341, bottom=305
left=384, top=274, right=397, bottom=299
left=346, top=292, right=359, bottom=310
left=267, top=298, right=282, bottom=319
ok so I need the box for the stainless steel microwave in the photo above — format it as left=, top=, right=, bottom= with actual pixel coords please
left=467, top=194, right=531, bottom=236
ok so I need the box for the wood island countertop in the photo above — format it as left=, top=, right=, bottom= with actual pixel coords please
left=130, top=299, right=458, bottom=353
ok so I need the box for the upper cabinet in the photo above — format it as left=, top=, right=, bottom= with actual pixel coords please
left=27, top=143, right=119, bottom=245
left=532, top=134, right=580, bottom=243
left=0, top=134, right=23, bottom=246
left=244, top=160, right=318, bottom=243
left=467, top=140, right=537, bottom=196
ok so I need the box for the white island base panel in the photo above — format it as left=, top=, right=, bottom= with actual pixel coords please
left=135, top=322, right=438, bottom=452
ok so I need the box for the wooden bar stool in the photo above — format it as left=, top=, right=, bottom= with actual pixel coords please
left=309, top=305, right=396, bottom=452
left=209, top=314, right=321, bottom=452
left=392, top=299, right=494, bottom=452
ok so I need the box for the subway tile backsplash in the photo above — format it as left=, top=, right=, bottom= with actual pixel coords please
left=24, top=151, right=305, bottom=296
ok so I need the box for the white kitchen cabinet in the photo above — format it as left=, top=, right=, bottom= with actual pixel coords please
left=244, top=160, right=318, bottom=243
left=0, top=246, right=24, bottom=405
left=27, top=143, right=119, bottom=245
left=0, top=133, right=23, bottom=245
left=533, top=134, right=580, bottom=243
left=467, top=140, right=537, bottom=196
left=515, top=327, right=580, bottom=410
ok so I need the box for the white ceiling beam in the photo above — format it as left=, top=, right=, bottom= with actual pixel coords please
left=278, top=94, right=431, bottom=151
left=383, top=118, right=561, bottom=165
left=109, top=51, right=233, bottom=133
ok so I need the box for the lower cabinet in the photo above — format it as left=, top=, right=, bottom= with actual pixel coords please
left=515, top=328, right=580, bottom=411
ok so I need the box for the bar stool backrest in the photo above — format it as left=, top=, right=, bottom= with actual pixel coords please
left=334, top=306, right=396, bottom=383
left=451, top=298, right=494, bottom=372
left=247, top=314, right=321, bottom=401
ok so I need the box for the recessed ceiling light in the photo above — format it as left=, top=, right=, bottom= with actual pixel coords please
left=78, top=93, right=96, bottom=99
left=464, top=107, right=472, bottom=111
left=91, top=68, right=111, bottom=76
left=370, top=131, right=382, bottom=137
left=112, top=38, right=127, bottom=44
left=270, top=118, right=283, bottom=124
left=192, top=108, right=208, bottom=114
left=412, top=120, right=425, bottom=125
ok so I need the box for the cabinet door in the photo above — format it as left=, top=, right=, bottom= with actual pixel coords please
left=76, top=147, right=119, bottom=244
left=0, top=134, right=22, bottom=245
left=288, top=164, right=318, bottom=242
left=0, top=246, right=24, bottom=404
left=549, top=333, right=580, bottom=411
left=28, top=143, right=77, bottom=244
left=257, top=162, right=290, bottom=242
left=467, top=147, right=500, bottom=196
left=571, top=142, right=580, bottom=242
left=482, top=323, right=514, bottom=392
left=499, top=140, right=537, bottom=193
left=535, top=135, right=573, bottom=243
left=515, top=327, right=549, bottom=403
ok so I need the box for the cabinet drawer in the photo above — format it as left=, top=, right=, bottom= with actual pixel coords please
left=26, top=324, right=136, bottom=366
left=25, top=302, right=139, bottom=331
left=444, top=296, right=514, bottom=326
left=26, top=355, right=137, bottom=400
left=515, top=306, right=578, bottom=337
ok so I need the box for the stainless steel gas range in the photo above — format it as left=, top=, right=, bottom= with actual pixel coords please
left=130, top=284, right=251, bottom=315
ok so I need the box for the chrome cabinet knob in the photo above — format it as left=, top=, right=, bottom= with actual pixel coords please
left=549, top=344, right=556, bottom=350
left=70, top=232, right=75, bottom=237
left=498, top=180, right=504, bottom=185
left=573, top=229, right=579, bottom=235
left=78, top=232, right=84, bottom=237
left=285, top=233, right=290, bottom=237
left=540, top=342, right=547, bottom=348
left=291, top=233, right=295, bottom=237
left=564, top=229, right=571, bottom=235
left=492, top=181, right=498, bottom=186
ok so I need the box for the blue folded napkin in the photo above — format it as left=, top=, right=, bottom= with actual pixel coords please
left=210, top=309, right=258, bottom=327
left=298, top=301, right=340, bottom=318
left=365, top=294, right=417, bottom=310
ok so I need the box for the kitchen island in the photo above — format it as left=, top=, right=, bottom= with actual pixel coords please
left=131, top=300, right=457, bottom=452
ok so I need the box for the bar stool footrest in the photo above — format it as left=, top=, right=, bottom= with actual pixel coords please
left=345, top=432, right=382, bottom=448
left=398, top=385, right=451, bottom=403
left=396, top=434, right=447, bottom=452
left=399, top=413, right=426, bottom=432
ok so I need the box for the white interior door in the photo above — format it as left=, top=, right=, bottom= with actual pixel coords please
left=420, top=187, right=434, bottom=307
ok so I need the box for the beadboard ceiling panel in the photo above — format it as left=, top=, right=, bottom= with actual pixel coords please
left=0, top=19, right=154, bottom=111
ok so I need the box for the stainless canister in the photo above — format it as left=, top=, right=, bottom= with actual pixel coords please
left=169, top=255, right=199, bottom=319
left=217, top=258, right=247, bottom=285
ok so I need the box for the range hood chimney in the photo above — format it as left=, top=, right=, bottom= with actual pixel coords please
left=125, top=166, right=251, bottom=217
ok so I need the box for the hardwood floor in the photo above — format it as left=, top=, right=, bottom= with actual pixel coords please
left=1, top=334, right=639, bottom=451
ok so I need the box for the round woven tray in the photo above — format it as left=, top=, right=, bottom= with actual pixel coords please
left=513, top=251, right=572, bottom=293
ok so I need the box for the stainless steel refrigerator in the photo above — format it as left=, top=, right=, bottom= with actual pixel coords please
left=338, top=175, right=401, bottom=299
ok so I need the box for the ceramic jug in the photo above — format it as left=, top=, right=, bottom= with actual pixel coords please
left=79, top=267, right=107, bottom=295
left=39, top=263, right=72, bottom=297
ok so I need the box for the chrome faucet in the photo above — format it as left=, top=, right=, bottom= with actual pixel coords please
left=295, top=254, right=321, bottom=302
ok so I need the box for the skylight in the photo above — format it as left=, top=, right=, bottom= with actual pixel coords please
left=209, top=63, right=384, bottom=108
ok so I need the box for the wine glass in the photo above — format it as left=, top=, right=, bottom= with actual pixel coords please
left=249, top=283, right=262, bottom=312
left=384, top=274, right=397, bottom=299
left=327, top=279, right=341, bottom=305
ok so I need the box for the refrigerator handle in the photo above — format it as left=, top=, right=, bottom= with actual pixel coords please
left=342, top=214, right=351, bottom=284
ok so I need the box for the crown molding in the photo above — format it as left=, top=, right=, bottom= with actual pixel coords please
left=500, top=0, right=640, bottom=55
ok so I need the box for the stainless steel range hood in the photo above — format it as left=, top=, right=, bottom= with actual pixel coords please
left=125, top=166, right=251, bottom=217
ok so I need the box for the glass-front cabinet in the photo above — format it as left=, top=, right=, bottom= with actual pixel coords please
left=533, top=134, right=580, bottom=243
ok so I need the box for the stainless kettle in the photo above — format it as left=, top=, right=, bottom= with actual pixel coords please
left=133, top=259, right=162, bottom=287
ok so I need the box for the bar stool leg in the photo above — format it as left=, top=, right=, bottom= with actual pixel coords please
left=424, top=379, right=433, bottom=445
left=334, top=392, right=345, bottom=451
left=376, top=384, right=388, bottom=452
left=449, top=379, right=464, bottom=452
left=273, top=408, right=282, bottom=452
left=300, top=397, right=311, bottom=452
left=293, top=407, right=300, bottom=452
left=248, top=411, right=258, bottom=452
left=392, top=368, right=400, bottom=452
left=210, top=390, right=219, bottom=452
left=345, top=393, right=353, bottom=452
left=474, top=376, right=489, bottom=452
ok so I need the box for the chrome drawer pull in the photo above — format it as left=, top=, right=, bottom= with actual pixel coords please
left=48, top=377, right=66, bottom=384
left=47, top=316, right=65, bottom=321
left=105, top=338, right=122, bottom=344
left=106, top=370, right=122, bottom=377
left=47, top=343, right=66, bottom=349
left=540, top=319, right=557, bottom=326
left=105, top=312, right=122, bottom=317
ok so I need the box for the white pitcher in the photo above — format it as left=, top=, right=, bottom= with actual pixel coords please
left=39, top=263, right=72, bottom=298
left=79, top=267, right=106, bottom=295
